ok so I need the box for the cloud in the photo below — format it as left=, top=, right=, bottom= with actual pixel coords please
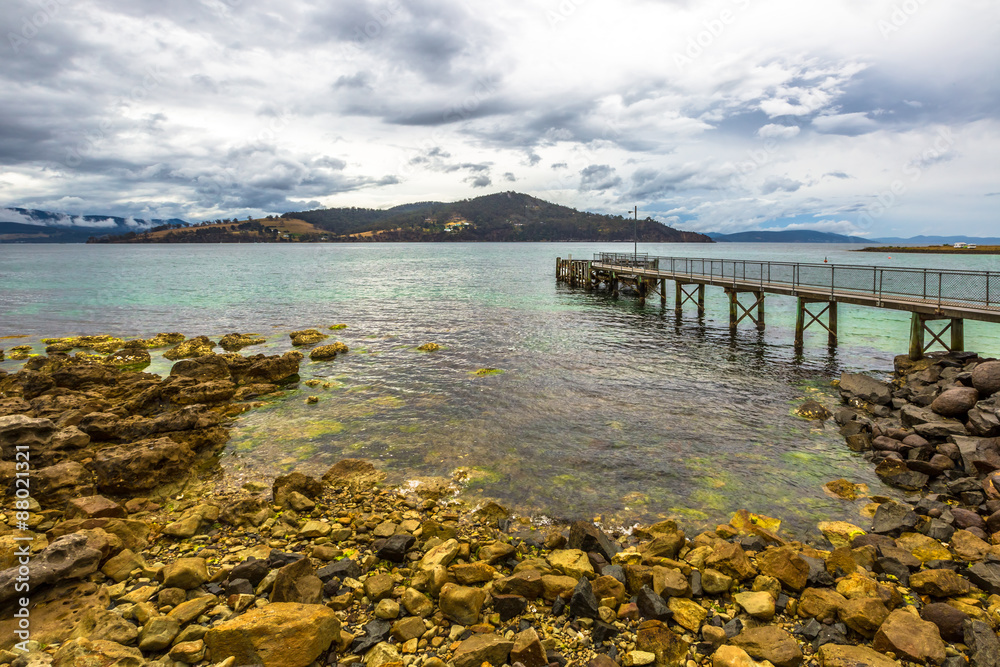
left=757, top=124, right=800, bottom=140
left=0, top=0, right=997, bottom=234
left=813, top=112, right=880, bottom=136
left=579, top=164, right=621, bottom=192
left=760, top=176, right=803, bottom=194
left=776, top=220, right=868, bottom=236
left=503, top=172, right=516, bottom=182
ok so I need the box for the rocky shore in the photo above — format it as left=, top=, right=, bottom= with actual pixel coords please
left=1, top=337, right=999, bottom=667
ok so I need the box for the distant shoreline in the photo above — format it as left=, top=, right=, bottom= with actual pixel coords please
left=854, top=245, right=1000, bottom=255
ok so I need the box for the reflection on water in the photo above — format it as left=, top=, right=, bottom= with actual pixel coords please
left=5, top=242, right=994, bottom=537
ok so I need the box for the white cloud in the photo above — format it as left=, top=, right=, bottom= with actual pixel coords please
left=757, top=124, right=800, bottom=140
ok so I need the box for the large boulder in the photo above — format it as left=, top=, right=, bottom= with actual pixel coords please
left=873, top=609, right=946, bottom=664
left=270, top=558, right=323, bottom=605
left=0, top=414, right=55, bottom=459
left=0, top=534, right=102, bottom=604
left=242, top=351, right=302, bottom=384
left=170, top=355, right=232, bottom=382
left=840, top=373, right=892, bottom=405
left=972, top=361, right=1000, bottom=397
left=756, top=547, right=809, bottom=592
left=439, top=583, right=488, bottom=625
left=636, top=619, right=690, bottom=667
left=204, top=602, right=341, bottom=667
left=32, top=461, right=96, bottom=507
left=92, top=437, right=195, bottom=494
left=930, top=387, right=979, bottom=417
left=731, top=626, right=803, bottom=667
left=52, top=638, right=145, bottom=667
left=817, top=644, right=900, bottom=667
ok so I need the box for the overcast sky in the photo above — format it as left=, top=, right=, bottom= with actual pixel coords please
left=1, top=0, right=997, bottom=236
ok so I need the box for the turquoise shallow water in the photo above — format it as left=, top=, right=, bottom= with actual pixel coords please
left=3, top=242, right=999, bottom=536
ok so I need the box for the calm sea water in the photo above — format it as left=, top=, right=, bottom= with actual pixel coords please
left=3, top=242, right=1000, bottom=536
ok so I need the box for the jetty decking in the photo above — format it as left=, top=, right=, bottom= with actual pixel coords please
left=556, top=253, right=1000, bottom=359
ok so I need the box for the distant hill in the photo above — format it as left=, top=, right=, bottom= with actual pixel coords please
left=91, top=192, right=713, bottom=244
left=708, top=230, right=869, bottom=243
left=0, top=208, right=188, bottom=243
left=870, top=235, right=1000, bottom=245
left=287, top=192, right=712, bottom=243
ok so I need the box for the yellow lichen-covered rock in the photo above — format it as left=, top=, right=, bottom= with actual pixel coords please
left=219, top=332, right=266, bottom=351
left=42, top=334, right=124, bottom=354
left=137, top=332, right=186, bottom=348
left=417, top=343, right=441, bottom=352
left=162, top=336, right=217, bottom=360
left=102, top=347, right=151, bottom=370
left=310, top=342, right=349, bottom=360
left=8, top=345, right=32, bottom=360
left=290, top=328, right=328, bottom=345
left=818, top=521, right=867, bottom=548
left=204, top=602, right=341, bottom=667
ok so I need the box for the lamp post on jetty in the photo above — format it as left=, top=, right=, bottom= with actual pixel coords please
left=631, top=206, right=637, bottom=264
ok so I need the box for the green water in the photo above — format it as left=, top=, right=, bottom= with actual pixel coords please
left=2, top=242, right=999, bottom=536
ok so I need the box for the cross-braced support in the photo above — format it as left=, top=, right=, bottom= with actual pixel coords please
left=726, top=289, right=765, bottom=330
left=675, top=282, right=705, bottom=316
left=795, top=299, right=838, bottom=347
left=910, top=313, right=965, bottom=360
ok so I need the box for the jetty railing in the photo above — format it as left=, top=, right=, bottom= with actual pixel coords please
left=593, top=253, right=1000, bottom=311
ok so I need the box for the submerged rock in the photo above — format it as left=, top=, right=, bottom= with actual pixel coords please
left=162, top=335, right=217, bottom=360
left=219, top=332, right=267, bottom=351
left=290, top=329, right=328, bottom=346
left=310, top=342, right=349, bottom=360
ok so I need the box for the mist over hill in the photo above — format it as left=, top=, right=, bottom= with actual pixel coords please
left=0, top=207, right=187, bottom=243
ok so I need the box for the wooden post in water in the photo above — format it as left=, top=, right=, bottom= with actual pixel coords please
left=660, top=278, right=667, bottom=307
left=756, top=291, right=765, bottom=330
left=675, top=282, right=682, bottom=314
left=586, top=262, right=593, bottom=291
left=697, top=285, right=705, bottom=317
left=794, top=298, right=805, bottom=345
left=612, top=272, right=619, bottom=299
left=556, top=258, right=561, bottom=282
left=952, top=318, right=965, bottom=351
left=909, top=312, right=925, bottom=360
left=728, top=290, right=738, bottom=330
left=828, top=302, right=838, bottom=347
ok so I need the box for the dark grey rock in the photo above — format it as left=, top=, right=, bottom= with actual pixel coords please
left=569, top=521, right=620, bottom=562
left=230, top=557, right=268, bottom=587
left=964, top=619, right=1000, bottom=667
left=872, top=499, right=919, bottom=535
left=569, top=576, right=600, bottom=619
left=841, top=373, right=892, bottom=405
left=317, top=558, right=362, bottom=582
left=635, top=586, right=672, bottom=621
left=351, top=619, right=392, bottom=654
left=967, top=562, right=1000, bottom=595
left=375, top=533, right=416, bottom=563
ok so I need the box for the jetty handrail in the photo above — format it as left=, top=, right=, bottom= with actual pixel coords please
left=593, top=253, right=1000, bottom=310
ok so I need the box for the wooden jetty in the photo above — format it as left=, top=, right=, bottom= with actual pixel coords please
left=557, top=253, right=1000, bottom=359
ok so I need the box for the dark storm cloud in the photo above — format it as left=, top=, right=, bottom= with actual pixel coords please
left=579, top=165, right=621, bottom=192
left=760, top=176, right=803, bottom=194
left=1, top=0, right=997, bottom=232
